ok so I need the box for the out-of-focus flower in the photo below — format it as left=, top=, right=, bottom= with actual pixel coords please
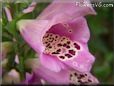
left=0, top=42, right=13, bottom=84
left=22, top=1, right=37, bottom=14
left=0, top=42, right=13, bottom=60
left=2, top=69, right=21, bottom=84
left=4, top=7, right=12, bottom=22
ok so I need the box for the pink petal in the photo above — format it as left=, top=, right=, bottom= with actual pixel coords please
left=40, top=54, right=67, bottom=72
left=21, top=73, right=33, bottom=84
left=33, top=64, right=98, bottom=84
left=37, top=0, right=96, bottom=20
left=48, top=17, right=90, bottom=43
left=17, top=20, right=49, bottom=53
left=69, top=17, right=90, bottom=43
left=63, top=44, right=95, bottom=72
left=35, top=65, right=70, bottom=84
left=23, top=2, right=37, bottom=13
left=4, top=7, right=12, bottom=22
left=22, top=72, right=41, bottom=84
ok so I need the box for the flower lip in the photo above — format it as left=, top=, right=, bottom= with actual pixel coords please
left=69, top=70, right=99, bottom=84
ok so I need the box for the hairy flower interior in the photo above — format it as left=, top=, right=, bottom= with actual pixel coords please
left=69, top=71, right=94, bottom=85
left=43, top=33, right=81, bottom=61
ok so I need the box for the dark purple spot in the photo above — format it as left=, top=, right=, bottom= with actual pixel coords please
left=78, top=80, right=81, bottom=83
left=59, top=56, right=65, bottom=59
left=69, top=50, right=76, bottom=55
left=74, top=72, right=77, bottom=76
left=74, top=43, right=80, bottom=50
left=85, top=74, right=87, bottom=76
left=45, top=42, right=48, bottom=44
left=46, top=44, right=50, bottom=47
left=57, top=49, right=61, bottom=52
left=66, top=46, right=70, bottom=48
left=79, top=74, right=85, bottom=78
left=63, top=43, right=67, bottom=47
left=55, top=36, right=58, bottom=38
left=65, top=54, right=72, bottom=58
left=67, top=41, right=70, bottom=44
left=63, top=38, right=65, bottom=39
left=49, top=46, right=52, bottom=48
left=88, top=79, right=92, bottom=82
left=57, top=43, right=62, bottom=47
left=52, top=52, right=59, bottom=54
left=69, top=30, right=72, bottom=33
left=70, top=74, right=73, bottom=77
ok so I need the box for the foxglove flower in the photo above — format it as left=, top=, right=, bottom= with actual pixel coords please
left=23, top=58, right=98, bottom=85
left=17, top=0, right=96, bottom=73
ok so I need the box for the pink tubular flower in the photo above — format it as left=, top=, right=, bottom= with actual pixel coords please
left=34, top=64, right=99, bottom=85
left=23, top=58, right=98, bottom=85
left=17, top=0, right=96, bottom=74
left=23, top=68, right=99, bottom=85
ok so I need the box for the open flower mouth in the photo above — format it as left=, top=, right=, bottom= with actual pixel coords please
left=17, top=17, right=95, bottom=72
left=42, top=24, right=82, bottom=61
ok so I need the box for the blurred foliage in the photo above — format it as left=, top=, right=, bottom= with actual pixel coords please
left=2, top=2, right=49, bottom=80
left=2, top=2, right=114, bottom=84
left=87, top=7, right=113, bottom=84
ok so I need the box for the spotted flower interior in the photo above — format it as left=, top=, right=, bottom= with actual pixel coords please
left=69, top=71, right=97, bottom=84
left=43, top=24, right=82, bottom=61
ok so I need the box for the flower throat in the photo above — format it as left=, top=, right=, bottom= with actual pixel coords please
left=43, top=33, right=81, bottom=61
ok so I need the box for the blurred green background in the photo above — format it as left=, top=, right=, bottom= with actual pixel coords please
left=2, top=2, right=114, bottom=84
left=87, top=7, right=113, bottom=84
